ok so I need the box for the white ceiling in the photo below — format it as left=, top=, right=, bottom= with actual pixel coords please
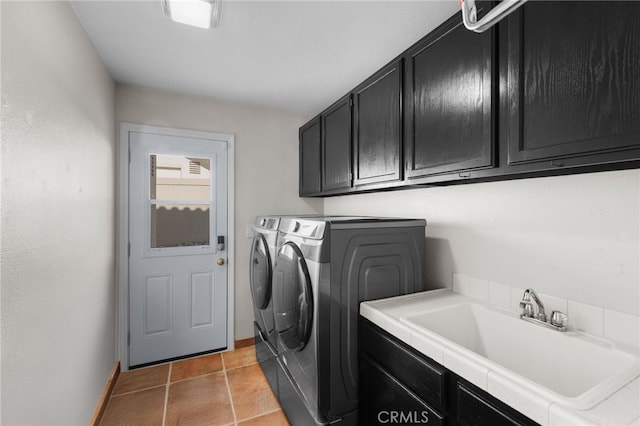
left=71, top=1, right=460, bottom=115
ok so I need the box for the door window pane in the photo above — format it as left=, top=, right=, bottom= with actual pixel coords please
left=149, top=154, right=213, bottom=249
left=150, top=205, right=210, bottom=248
left=151, top=155, right=211, bottom=202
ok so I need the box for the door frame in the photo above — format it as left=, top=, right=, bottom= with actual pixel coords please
left=117, top=122, right=235, bottom=370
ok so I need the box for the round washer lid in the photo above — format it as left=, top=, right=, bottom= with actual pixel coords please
left=273, top=242, right=313, bottom=351
left=249, top=233, right=272, bottom=310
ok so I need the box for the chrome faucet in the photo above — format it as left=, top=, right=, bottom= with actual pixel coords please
left=519, top=288, right=567, bottom=332
left=520, top=288, right=547, bottom=321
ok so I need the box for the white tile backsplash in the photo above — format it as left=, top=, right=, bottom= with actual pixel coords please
left=567, top=300, right=604, bottom=336
left=452, top=273, right=469, bottom=295
left=604, top=309, right=640, bottom=350
left=452, top=273, right=639, bottom=350
left=453, top=273, right=489, bottom=302
left=510, top=286, right=527, bottom=313
left=539, top=293, right=569, bottom=318
left=488, top=281, right=511, bottom=310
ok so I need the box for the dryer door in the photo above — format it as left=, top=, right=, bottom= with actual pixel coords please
left=250, top=233, right=272, bottom=310
left=273, top=242, right=313, bottom=351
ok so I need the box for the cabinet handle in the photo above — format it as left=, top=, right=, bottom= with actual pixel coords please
left=550, top=160, right=564, bottom=167
left=459, top=172, right=471, bottom=178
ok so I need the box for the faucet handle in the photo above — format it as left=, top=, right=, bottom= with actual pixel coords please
left=519, top=290, right=533, bottom=317
left=550, top=311, right=568, bottom=328
left=519, top=300, right=534, bottom=317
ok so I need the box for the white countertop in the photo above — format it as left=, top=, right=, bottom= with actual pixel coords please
left=361, top=289, right=640, bottom=426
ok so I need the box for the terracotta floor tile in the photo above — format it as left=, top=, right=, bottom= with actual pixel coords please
left=222, top=345, right=257, bottom=370
left=100, top=386, right=165, bottom=426
left=112, top=364, right=169, bottom=395
left=170, top=353, right=223, bottom=382
left=227, top=363, right=280, bottom=421
left=237, top=409, right=290, bottom=426
left=165, top=372, right=234, bottom=426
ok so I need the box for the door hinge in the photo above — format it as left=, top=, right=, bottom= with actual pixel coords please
left=127, top=332, right=130, bottom=346
left=128, top=242, right=131, bottom=257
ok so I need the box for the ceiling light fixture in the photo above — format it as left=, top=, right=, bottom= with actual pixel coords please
left=163, top=0, right=221, bottom=29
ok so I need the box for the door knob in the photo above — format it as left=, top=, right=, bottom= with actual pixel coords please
left=217, top=258, right=225, bottom=266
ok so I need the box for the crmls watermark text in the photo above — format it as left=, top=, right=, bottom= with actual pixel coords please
left=377, top=410, right=429, bottom=424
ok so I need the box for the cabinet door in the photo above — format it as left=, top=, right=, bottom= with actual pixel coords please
left=506, top=1, right=640, bottom=166
left=405, top=16, right=494, bottom=178
left=360, top=316, right=446, bottom=409
left=299, top=117, right=322, bottom=196
left=322, top=95, right=352, bottom=192
left=353, top=60, right=403, bottom=187
left=457, top=383, right=534, bottom=426
left=360, top=356, right=445, bottom=426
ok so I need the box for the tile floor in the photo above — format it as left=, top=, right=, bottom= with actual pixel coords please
left=100, top=345, right=290, bottom=425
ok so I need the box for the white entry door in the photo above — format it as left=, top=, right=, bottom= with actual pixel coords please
left=128, top=130, right=228, bottom=367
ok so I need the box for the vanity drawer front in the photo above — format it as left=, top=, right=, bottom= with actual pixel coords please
left=360, top=319, right=446, bottom=409
left=457, top=383, right=534, bottom=426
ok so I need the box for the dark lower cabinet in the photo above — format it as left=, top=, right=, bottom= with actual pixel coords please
left=505, top=1, right=640, bottom=167
left=359, top=317, right=539, bottom=426
left=457, top=383, right=530, bottom=426
left=353, top=59, right=403, bottom=188
left=361, top=357, right=445, bottom=426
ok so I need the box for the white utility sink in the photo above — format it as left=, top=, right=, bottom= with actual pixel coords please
left=402, top=303, right=639, bottom=410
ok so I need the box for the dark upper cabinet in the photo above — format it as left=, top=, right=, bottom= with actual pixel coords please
left=321, top=94, right=353, bottom=192
left=505, top=1, right=640, bottom=167
left=299, top=2, right=640, bottom=197
left=405, top=15, right=495, bottom=179
left=353, top=59, right=403, bottom=187
left=299, top=117, right=322, bottom=196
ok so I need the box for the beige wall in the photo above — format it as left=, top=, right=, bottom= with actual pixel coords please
left=324, top=170, right=640, bottom=316
left=1, top=1, right=116, bottom=424
left=115, top=84, right=322, bottom=341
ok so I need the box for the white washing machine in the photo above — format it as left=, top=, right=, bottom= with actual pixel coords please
left=272, top=216, right=426, bottom=425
